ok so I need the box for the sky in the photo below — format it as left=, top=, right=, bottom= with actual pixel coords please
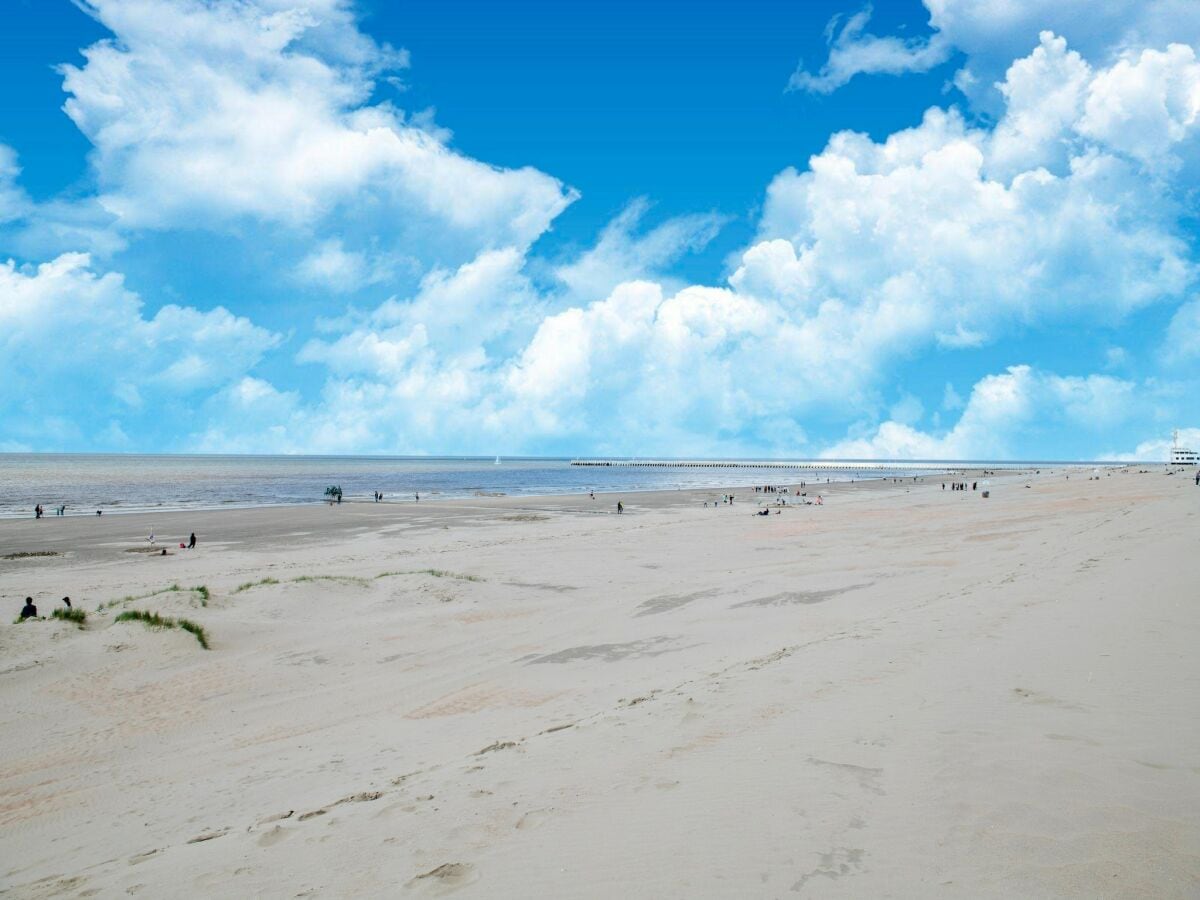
left=0, top=0, right=1197, bottom=460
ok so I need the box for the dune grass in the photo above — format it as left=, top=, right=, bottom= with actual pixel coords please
left=292, top=574, right=370, bottom=586
left=115, top=609, right=210, bottom=649
left=375, top=569, right=483, bottom=582
left=3, top=550, right=60, bottom=560
left=234, top=577, right=280, bottom=593
left=177, top=619, right=210, bottom=649
left=51, top=607, right=87, bottom=627
left=229, top=569, right=484, bottom=595
left=102, top=584, right=210, bottom=610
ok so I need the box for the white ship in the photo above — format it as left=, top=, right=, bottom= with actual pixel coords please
left=1170, top=430, right=1198, bottom=465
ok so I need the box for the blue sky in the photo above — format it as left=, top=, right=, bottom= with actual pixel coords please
left=0, top=0, right=1197, bottom=460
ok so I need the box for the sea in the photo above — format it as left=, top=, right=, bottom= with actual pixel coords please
left=0, top=454, right=962, bottom=519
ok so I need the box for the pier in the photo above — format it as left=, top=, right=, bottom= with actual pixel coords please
left=570, top=459, right=1089, bottom=472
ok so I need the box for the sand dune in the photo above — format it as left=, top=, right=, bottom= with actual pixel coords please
left=2, top=470, right=1197, bottom=897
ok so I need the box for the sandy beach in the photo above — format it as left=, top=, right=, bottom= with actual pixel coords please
left=1, top=468, right=1197, bottom=897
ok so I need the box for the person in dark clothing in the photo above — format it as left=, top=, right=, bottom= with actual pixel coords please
left=188, top=532, right=196, bottom=549
left=20, top=598, right=37, bottom=619
left=616, top=501, right=624, bottom=515
left=62, top=597, right=71, bottom=609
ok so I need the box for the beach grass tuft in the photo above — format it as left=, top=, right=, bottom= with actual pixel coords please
left=234, top=577, right=280, bottom=593
left=177, top=618, right=210, bottom=650
left=115, top=609, right=210, bottom=649
left=292, top=574, right=369, bottom=586
left=52, top=607, right=87, bottom=627
left=102, top=584, right=209, bottom=610
left=229, top=571, right=482, bottom=593
left=376, top=568, right=483, bottom=582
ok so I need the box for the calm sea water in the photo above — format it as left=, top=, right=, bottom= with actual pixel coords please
left=0, top=454, right=942, bottom=518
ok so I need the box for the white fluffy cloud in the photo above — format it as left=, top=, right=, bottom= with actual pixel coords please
left=1119, top=427, right=1200, bottom=463
left=61, top=0, right=574, bottom=268
left=4, top=2, right=1198, bottom=459
left=793, top=0, right=1200, bottom=111
left=193, top=31, right=1198, bottom=458
left=745, top=74, right=1192, bottom=353
left=822, top=365, right=1138, bottom=460
left=789, top=6, right=953, bottom=94
left=0, top=253, right=278, bottom=448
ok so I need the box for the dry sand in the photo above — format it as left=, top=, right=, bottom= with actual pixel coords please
left=1, top=469, right=1197, bottom=897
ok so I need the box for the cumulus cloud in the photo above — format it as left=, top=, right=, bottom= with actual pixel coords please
left=194, top=32, right=1198, bottom=459
left=4, top=2, right=1199, bottom=459
left=793, top=0, right=1200, bottom=111
left=822, top=366, right=1138, bottom=460
left=61, top=0, right=575, bottom=268
left=1077, top=43, right=1200, bottom=171
left=0, top=253, right=279, bottom=449
left=746, top=90, right=1191, bottom=356
left=1117, top=427, right=1200, bottom=462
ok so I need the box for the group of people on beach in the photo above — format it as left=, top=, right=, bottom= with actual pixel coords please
left=944, top=482, right=977, bottom=491
left=34, top=504, right=106, bottom=516
left=18, top=595, right=71, bottom=620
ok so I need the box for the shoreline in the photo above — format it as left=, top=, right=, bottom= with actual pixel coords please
left=0, top=462, right=1092, bottom=522
left=0, top=457, right=1126, bottom=522
left=0, top=467, right=1036, bottom=559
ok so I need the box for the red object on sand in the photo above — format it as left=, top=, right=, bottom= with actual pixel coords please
left=179, top=543, right=186, bottom=549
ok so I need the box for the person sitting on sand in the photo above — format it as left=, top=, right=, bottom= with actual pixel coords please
left=20, top=598, right=37, bottom=619
left=62, top=596, right=71, bottom=609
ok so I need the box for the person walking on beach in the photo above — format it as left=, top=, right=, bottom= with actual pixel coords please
left=617, top=501, right=624, bottom=515
left=188, top=532, right=196, bottom=549
left=20, top=598, right=37, bottom=619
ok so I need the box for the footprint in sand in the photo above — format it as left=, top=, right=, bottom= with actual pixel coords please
left=257, top=825, right=291, bottom=847
left=407, top=862, right=479, bottom=892
left=514, top=808, right=554, bottom=830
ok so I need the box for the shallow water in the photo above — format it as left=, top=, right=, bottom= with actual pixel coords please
left=0, top=454, right=949, bottom=518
